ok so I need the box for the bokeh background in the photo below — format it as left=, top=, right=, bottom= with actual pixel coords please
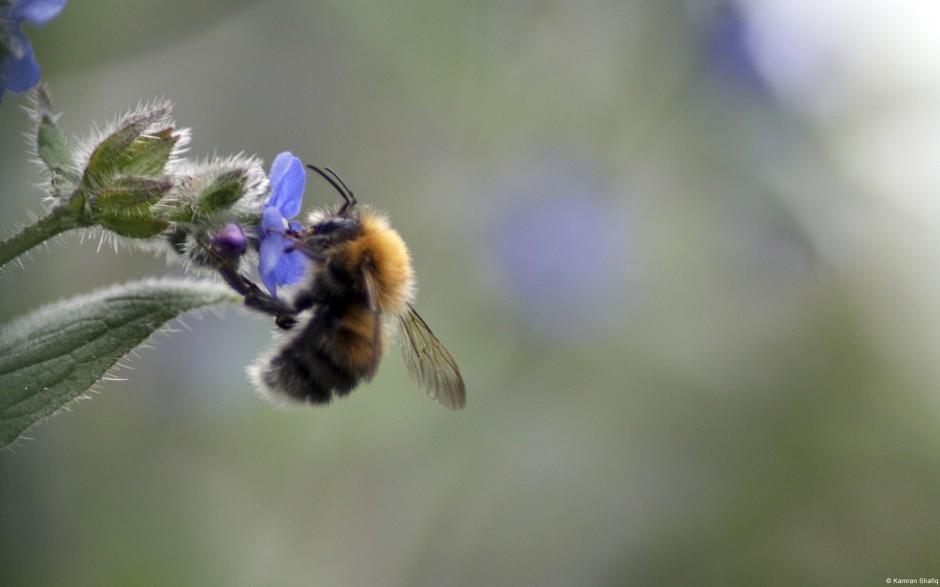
left=3, top=0, right=940, bottom=584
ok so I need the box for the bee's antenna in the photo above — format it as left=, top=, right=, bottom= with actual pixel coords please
left=307, top=164, right=357, bottom=213
left=323, top=167, right=356, bottom=205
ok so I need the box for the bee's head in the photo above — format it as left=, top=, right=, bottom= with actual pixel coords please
left=299, top=163, right=364, bottom=251
left=308, top=214, right=360, bottom=248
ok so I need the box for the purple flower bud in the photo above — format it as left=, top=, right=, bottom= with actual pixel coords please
left=212, top=223, right=247, bottom=258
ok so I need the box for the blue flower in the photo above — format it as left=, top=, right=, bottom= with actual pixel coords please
left=1, top=0, right=66, bottom=101
left=488, top=154, right=636, bottom=339
left=258, top=151, right=308, bottom=297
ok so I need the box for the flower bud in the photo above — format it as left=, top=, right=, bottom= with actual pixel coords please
left=89, top=176, right=174, bottom=238
left=95, top=211, right=171, bottom=239
left=169, top=156, right=266, bottom=225
left=95, top=176, right=174, bottom=209
left=81, top=100, right=182, bottom=188
left=195, top=169, right=250, bottom=215
left=211, top=223, right=247, bottom=258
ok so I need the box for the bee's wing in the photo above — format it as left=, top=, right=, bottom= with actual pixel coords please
left=361, top=265, right=383, bottom=381
left=397, top=303, right=466, bottom=410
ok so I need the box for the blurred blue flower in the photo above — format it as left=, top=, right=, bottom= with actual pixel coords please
left=259, top=151, right=307, bottom=297
left=702, top=2, right=766, bottom=95
left=490, top=157, right=635, bottom=339
left=0, top=0, right=66, bottom=101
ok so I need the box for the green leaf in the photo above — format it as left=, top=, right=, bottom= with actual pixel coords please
left=0, top=278, right=238, bottom=447
left=36, top=112, right=76, bottom=181
left=37, top=121, right=75, bottom=176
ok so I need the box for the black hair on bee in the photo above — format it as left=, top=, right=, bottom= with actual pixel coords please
left=209, top=165, right=465, bottom=410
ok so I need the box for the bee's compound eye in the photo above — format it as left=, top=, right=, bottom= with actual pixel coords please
left=313, top=217, right=358, bottom=237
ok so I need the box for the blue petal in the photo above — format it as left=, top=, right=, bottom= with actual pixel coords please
left=266, top=152, right=305, bottom=219
left=258, top=207, right=286, bottom=295
left=258, top=233, right=307, bottom=296
left=260, top=205, right=286, bottom=233
left=275, top=249, right=307, bottom=288
left=268, top=151, right=294, bottom=189
left=1, top=30, right=40, bottom=92
left=258, top=153, right=310, bottom=296
left=11, top=0, right=67, bottom=25
left=258, top=206, right=308, bottom=296
left=258, top=232, right=285, bottom=297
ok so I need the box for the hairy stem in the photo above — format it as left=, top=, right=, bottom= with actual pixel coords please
left=0, top=194, right=84, bottom=267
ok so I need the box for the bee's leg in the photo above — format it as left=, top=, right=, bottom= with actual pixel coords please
left=290, top=288, right=315, bottom=314
left=278, top=234, right=323, bottom=317
left=239, top=278, right=299, bottom=329
left=212, top=258, right=299, bottom=328
left=283, top=240, right=326, bottom=263
left=194, top=234, right=299, bottom=329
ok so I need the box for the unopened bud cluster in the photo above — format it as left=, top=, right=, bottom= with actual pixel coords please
left=27, top=86, right=267, bottom=275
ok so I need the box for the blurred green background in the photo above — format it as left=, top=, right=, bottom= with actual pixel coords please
left=4, top=0, right=940, bottom=584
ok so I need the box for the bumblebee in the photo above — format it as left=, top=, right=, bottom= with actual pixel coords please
left=213, top=165, right=465, bottom=410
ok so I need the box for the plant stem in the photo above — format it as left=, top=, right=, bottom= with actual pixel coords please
left=0, top=195, right=84, bottom=267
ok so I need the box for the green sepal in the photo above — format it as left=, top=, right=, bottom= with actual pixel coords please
left=82, top=104, right=172, bottom=187
left=118, top=128, right=180, bottom=177
left=170, top=169, right=249, bottom=223
left=95, top=177, right=174, bottom=210
left=197, top=169, right=247, bottom=213
left=30, top=85, right=80, bottom=185
left=90, top=176, right=175, bottom=238
left=96, top=211, right=171, bottom=239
